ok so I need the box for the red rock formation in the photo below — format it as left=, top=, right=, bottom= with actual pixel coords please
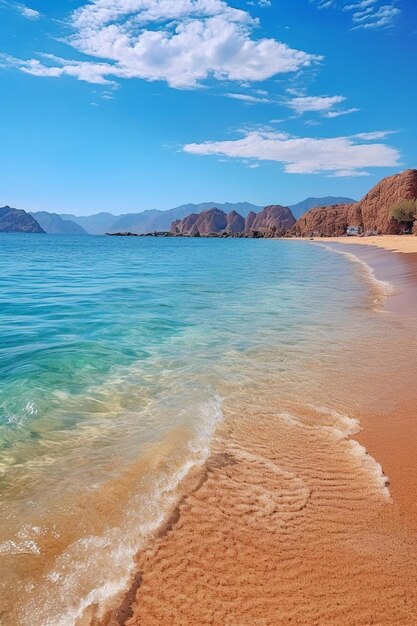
left=172, top=205, right=296, bottom=237
left=250, top=205, right=296, bottom=236
left=172, top=208, right=244, bottom=236
left=195, top=208, right=228, bottom=235
left=292, top=169, right=417, bottom=236
left=226, top=210, right=245, bottom=234
left=292, top=204, right=359, bottom=237
left=244, top=211, right=257, bottom=232
left=171, top=214, right=199, bottom=235
left=359, top=169, right=417, bottom=234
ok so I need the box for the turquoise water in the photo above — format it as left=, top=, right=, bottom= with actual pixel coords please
left=0, top=234, right=377, bottom=625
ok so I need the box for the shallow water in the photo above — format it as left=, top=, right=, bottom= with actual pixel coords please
left=0, top=234, right=405, bottom=625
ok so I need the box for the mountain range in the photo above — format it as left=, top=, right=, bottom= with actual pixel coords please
left=60, top=202, right=263, bottom=235
left=1, top=170, right=415, bottom=237
left=30, top=212, right=87, bottom=235
left=58, top=198, right=355, bottom=235
left=0, top=197, right=357, bottom=235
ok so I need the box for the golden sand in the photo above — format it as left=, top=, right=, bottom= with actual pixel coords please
left=102, top=400, right=417, bottom=626
left=321, top=234, right=417, bottom=254
left=96, top=241, right=417, bottom=626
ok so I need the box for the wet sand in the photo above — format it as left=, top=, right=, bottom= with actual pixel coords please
left=96, top=240, right=417, bottom=626
left=322, top=240, right=417, bottom=526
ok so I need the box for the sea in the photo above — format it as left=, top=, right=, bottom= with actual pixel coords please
left=0, top=233, right=406, bottom=625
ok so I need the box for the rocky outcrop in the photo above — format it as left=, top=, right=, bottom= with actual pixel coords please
left=292, top=169, right=417, bottom=236
left=172, top=205, right=296, bottom=237
left=250, top=205, right=296, bottom=236
left=197, top=208, right=228, bottom=235
left=359, top=169, right=417, bottom=234
left=172, top=208, right=230, bottom=236
left=171, top=213, right=199, bottom=236
left=292, top=203, right=359, bottom=237
left=0, top=206, right=44, bottom=233
left=226, top=210, right=245, bottom=233
left=245, top=211, right=257, bottom=232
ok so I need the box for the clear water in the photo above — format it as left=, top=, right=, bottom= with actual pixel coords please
left=0, top=234, right=380, bottom=625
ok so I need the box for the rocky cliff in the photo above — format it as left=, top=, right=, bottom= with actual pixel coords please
left=172, top=208, right=228, bottom=236
left=226, top=210, right=245, bottom=233
left=292, top=169, right=417, bottom=236
left=359, top=169, right=417, bottom=234
left=244, top=211, right=257, bottom=232
left=292, top=203, right=359, bottom=237
left=250, top=205, right=296, bottom=236
left=172, top=205, right=296, bottom=237
left=0, top=206, right=44, bottom=233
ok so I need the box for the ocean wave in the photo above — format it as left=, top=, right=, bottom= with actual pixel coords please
left=316, top=243, right=394, bottom=310
left=15, top=395, right=223, bottom=626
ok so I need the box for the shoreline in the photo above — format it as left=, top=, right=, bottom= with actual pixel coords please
left=314, top=236, right=417, bottom=311
left=317, top=239, right=417, bottom=526
left=95, top=238, right=417, bottom=626
left=314, top=234, right=417, bottom=255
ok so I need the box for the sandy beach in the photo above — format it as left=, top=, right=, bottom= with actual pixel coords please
left=94, top=238, right=417, bottom=626
left=318, top=235, right=417, bottom=255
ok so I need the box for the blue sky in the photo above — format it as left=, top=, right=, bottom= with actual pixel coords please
left=0, top=0, right=415, bottom=215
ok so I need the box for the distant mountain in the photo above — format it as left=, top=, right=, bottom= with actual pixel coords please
left=289, top=197, right=356, bottom=219
left=30, top=211, right=87, bottom=235
left=56, top=199, right=356, bottom=235
left=59, top=203, right=263, bottom=235
left=59, top=212, right=120, bottom=235
left=0, top=206, right=44, bottom=233
left=109, top=202, right=263, bottom=235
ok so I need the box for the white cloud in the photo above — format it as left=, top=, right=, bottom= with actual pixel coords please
left=183, top=129, right=400, bottom=176
left=324, top=107, right=359, bottom=117
left=247, top=0, right=272, bottom=6
left=285, top=93, right=359, bottom=118
left=286, top=94, right=345, bottom=114
left=6, top=0, right=321, bottom=89
left=4, top=55, right=116, bottom=84
left=225, top=92, right=271, bottom=103
left=353, top=130, right=396, bottom=140
left=1, top=1, right=40, bottom=20
left=350, top=4, right=400, bottom=29
left=343, top=0, right=378, bottom=10
left=18, top=4, right=40, bottom=19
left=314, top=0, right=335, bottom=9
left=312, top=0, right=400, bottom=29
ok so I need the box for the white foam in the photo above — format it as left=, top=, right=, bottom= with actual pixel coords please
left=0, top=525, right=43, bottom=556
left=349, top=439, right=391, bottom=500
left=317, top=242, right=394, bottom=310
left=0, top=538, right=40, bottom=556
left=310, top=405, right=391, bottom=499
left=16, top=396, right=223, bottom=626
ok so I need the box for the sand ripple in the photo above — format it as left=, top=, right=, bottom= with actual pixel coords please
left=103, top=401, right=417, bottom=626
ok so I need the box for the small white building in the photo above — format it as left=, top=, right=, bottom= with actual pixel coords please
left=346, top=226, right=363, bottom=236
